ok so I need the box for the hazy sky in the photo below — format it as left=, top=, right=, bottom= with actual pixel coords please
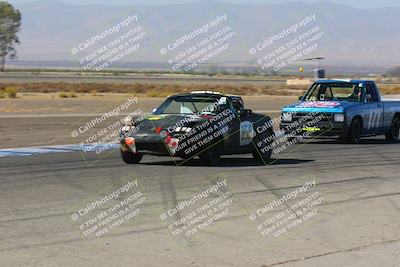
left=6, top=0, right=400, bottom=9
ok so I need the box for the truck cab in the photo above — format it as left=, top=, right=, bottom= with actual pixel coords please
left=280, top=80, right=400, bottom=143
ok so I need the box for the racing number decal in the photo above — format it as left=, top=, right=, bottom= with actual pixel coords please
left=240, top=121, right=254, bottom=146
left=367, top=109, right=382, bottom=130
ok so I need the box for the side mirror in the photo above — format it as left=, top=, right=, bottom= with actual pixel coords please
left=298, top=96, right=303, bottom=100
left=238, top=109, right=248, bottom=117
left=152, top=108, right=157, bottom=114
left=238, top=109, right=252, bottom=116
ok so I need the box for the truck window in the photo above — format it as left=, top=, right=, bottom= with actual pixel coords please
left=305, top=82, right=362, bottom=102
left=365, top=83, right=379, bottom=102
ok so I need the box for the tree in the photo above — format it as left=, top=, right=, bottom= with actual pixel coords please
left=0, top=2, right=21, bottom=72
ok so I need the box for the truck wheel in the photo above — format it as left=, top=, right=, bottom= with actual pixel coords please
left=199, top=143, right=221, bottom=166
left=348, top=118, right=362, bottom=144
left=385, top=117, right=400, bottom=143
left=121, top=149, right=143, bottom=164
left=252, top=128, right=274, bottom=162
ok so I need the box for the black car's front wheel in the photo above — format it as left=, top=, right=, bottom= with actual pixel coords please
left=121, top=149, right=143, bottom=164
left=252, top=128, right=274, bottom=163
left=199, top=143, right=221, bottom=166
left=385, top=116, right=400, bottom=143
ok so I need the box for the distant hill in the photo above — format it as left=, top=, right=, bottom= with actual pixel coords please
left=12, top=0, right=400, bottom=67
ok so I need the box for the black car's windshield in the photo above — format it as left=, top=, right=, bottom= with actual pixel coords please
left=154, top=95, right=228, bottom=115
left=304, top=82, right=363, bottom=102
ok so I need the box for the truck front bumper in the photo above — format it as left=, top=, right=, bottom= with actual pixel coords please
left=280, top=121, right=348, bottom=138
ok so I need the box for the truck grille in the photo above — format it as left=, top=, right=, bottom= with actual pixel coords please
left=292, top=112, right=334, bottom=123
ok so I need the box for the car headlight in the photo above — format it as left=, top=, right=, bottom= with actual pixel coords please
left=282, top=113, right=293, bottom=122
left=334, top=113, right=345, bottom=122
left=123, top=116, right=133, bottom=125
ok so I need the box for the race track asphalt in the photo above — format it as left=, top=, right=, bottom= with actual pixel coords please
left=0, top=137, right=399, bottom=267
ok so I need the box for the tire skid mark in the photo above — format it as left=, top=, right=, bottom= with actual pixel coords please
left=0, top=225, right=166, bottom=253
left=252, top=172, right=343, bottom=252
left=263, top=238, right=400, bottom=267
left=1, top=190, right=399, bottom=245
left=1, top=173, right=398, bottom=224
left=253, top=173, right=302, bottom=220
left=239, top=175, right=391, bottom=196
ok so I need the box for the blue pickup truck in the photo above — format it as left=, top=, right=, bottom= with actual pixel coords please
left=280, top=80, right=400, bottom=143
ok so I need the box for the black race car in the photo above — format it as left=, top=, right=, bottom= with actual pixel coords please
left=120, top=91, right=274, bottom=165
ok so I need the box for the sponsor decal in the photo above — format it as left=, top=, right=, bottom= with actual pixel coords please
left=302, top=126, right=321, bottom=132
left=296, top=101, right=340, bottom=108
left=147, top=116, right=163, bottom=120
left=240, top=121, right=254, bottom=146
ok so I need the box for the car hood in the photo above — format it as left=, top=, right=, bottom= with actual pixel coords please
left=135, top=113, right=207, bottom=133
left=282, top=100, right=362, bottom=113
